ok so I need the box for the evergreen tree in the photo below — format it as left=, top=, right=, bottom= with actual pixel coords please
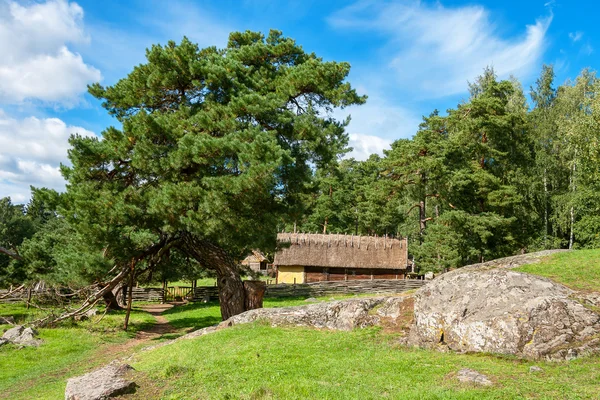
left=64, top=30, right=365, bottom=319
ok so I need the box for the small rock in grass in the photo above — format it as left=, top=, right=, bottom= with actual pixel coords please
left=65, top=362, right=136, bottom=400
left=456, top=368, right=492, bottom=386
left=529, top=366, right=544, bottom=373
left=2, top=325, right=42, bottom=347
left=0, top=316, right=16, bottom=325
left=74, top=308, right=99, bottom=322
left=304, top=297, right=319, bottom=303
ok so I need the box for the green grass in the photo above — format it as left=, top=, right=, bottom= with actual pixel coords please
left=131, top=323, right=600, bottom=399
left=515, top=249, right=600, bottom=292
left=0, top=302, right=155, bottom=400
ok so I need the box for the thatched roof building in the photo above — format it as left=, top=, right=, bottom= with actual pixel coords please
left=274, top=233, right=409, bottom=284
left=241, top=250, right=269, bottom=274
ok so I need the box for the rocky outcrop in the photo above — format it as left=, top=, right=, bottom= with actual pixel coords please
left=1, top=325, right=42, bottom=347
left=223, top=296, right=413, bottom=331
left=65, top=363, right=136, bottom=400
left=406, top=267, right=600, bottom=360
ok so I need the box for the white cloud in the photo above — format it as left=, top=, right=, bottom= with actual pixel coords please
left=569, top=31, right=583, bottom=42
left=0, top=0, right=101, bottom=105
left=0, top=110, right=95, bottom=202
left=347, top=134, right=391, bottom=160
left=334, top=96, right=421, bottom=160
left=581, top=43, right=594, bottom=56
left=329, top=1, right=552, bottom=98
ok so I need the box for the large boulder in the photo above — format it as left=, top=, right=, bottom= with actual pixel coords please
left=65, top=363, right=136, bottom=400
left=223, top=296, right=413, bottom=331
left=406, top=267, right=600, bottom=360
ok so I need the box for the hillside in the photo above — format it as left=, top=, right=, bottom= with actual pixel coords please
left=4, top=249, right=600, bottom=399
left=121, top=249, right=600, bottom=399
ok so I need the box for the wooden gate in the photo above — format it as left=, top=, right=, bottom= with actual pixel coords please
left=164, top=286, right=194, bottom=301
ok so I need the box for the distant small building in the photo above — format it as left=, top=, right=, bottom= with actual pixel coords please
left=241, top=250, right=269, bottom=274
left=274, top=233, right=409, bottom=284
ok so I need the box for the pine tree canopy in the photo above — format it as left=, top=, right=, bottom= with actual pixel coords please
left=65, top=30, right=365, bottom=266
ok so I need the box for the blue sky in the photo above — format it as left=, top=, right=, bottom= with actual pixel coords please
left=0, top=0, right=597, bottom=203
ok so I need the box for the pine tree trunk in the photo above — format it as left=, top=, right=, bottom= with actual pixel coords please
left=123, top=268, right=134, bottom=331
left=419, top=200, right=426, bottom=239
left=569, top=152, right=577, bottom=250
left=216, top=267, right=246, bottom=320
left=103, top=290, right=124, bottom=311
left=544, top=168, right=548, bottom=249
left=184, top=235, right=246, bottom=320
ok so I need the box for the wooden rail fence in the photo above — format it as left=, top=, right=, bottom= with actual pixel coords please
left=2, top=279, right=427, bottom=304
left=193, top=279, right=427, bottom=302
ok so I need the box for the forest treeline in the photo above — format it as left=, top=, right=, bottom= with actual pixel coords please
left=291, top=66, right=600, bottom=272
left=0, top=41, right=599, bottom=297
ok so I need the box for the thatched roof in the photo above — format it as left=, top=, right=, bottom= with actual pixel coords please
left=274, top=233, right=408, bottom=270
left=241, top=250, right=267, bottom=265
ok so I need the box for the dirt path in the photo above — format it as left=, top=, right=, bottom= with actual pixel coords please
left=135, top=303, right=177, bottom=339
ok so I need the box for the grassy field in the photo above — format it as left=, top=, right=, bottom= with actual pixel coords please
left=515, top=248, right=600, bottom=292
left=130, top=324, right=600, bottom=400
left=0, top=302, right=155, bottom=400
left=3, top=249, right=600, bottom=399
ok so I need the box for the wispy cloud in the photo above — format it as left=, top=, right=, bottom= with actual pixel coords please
left=0, top=109, right=96, bottom=202
left=569, top=31, right=583, bottom=42
left=334, top=94, right=421, bottom=160
left=581, top=43, right=594, bottom=56
left=329, top=1, right=552, bottom=99
left=0, top=0, right=101, bottom=106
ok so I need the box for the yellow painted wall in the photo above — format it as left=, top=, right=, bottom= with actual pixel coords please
left=277, top=265, right=305, bottom=284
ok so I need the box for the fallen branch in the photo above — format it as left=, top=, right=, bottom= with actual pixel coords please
left=31, top=265, right=130, bottom=327
left=0, top=284, right=25, bottom=299
left=0, top=246, right=22, bottom=260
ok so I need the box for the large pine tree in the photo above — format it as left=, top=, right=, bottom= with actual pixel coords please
left=64, top=30, right=365, bottom=320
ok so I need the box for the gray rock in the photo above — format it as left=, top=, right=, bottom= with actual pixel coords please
left=0, top=338, right=7, bottom=347
left=0, top=316, right=16, bottom=325
left=65, top=363, right=136, bottom=400
left=406, top=267, right=600, bottom=360
left=456, top=368, right=492, bottom=386
left=74, top=308, right=98, bottom=322
left=304, top=297, right=319, bottom=303
left=2, top=325, right=23, bottom=342
left=2, top=325, right=42, bottom=347
left=223, top=296, right=413, bottom=331
left=424, top=272, right=435, bottom=280
left=529, top=366, right=544, bottom=373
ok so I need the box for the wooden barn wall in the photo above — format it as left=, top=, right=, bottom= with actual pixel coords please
left=305, top=266, right=405, bottom=283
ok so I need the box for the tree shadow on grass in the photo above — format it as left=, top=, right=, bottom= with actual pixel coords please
left=167, top=316, right=221, bottom=330
left=162, top=301, right=221, bottom=315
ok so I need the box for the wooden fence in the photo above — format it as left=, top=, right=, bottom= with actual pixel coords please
left=2, top=279, right=427, bottom=304
left=193, top=279, right=426, bottom=302
left=123, top=287, right=165, bottom=303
